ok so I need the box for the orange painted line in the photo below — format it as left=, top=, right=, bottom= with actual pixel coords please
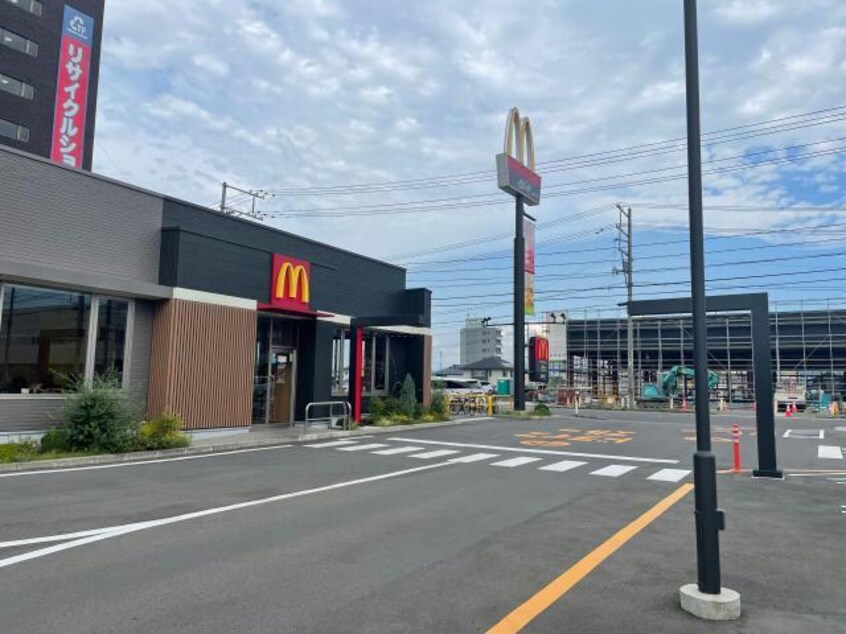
left=487, top=483, right=694, bottom=634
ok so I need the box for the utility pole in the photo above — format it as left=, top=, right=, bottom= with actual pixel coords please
left=615, top=203, right=635, bottom=408
left=219, top=182, right=271, bottom=220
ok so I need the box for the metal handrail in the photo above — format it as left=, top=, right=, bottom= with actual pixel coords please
left=304, top=401, right=351, bottom=434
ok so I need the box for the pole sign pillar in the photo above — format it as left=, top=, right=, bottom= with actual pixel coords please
left=497, top=108, right=542, bottom=412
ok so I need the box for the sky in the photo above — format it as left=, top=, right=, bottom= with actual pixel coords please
left=93, top=0, right=846, bottom=368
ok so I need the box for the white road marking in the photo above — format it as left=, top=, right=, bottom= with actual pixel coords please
left=0, top=461, right=455, bottom=569
left=304, top=440, right=360, bottom=448
left=336, top=443, right=389, bottom=452
left=0, top=523, right=146, bottom=549
left=371, top=446, right=427, bottom=455
left=449, top=453, right=500, bottom=463
left=410, top=450, right=461, bottom=459
left=0, top=445, right=293, bottom=478
left=538, top=460, right=586, bottom=473
left=783, top=429, right=824, bottom=439
left=788, top=471, right=846, bottom=477
left=647, top=468, right=692, bottom=483
left=388, top=437, right=678, bottom=464
left=491, top=457, right=543, bottom=468
left=591, top=465, right=638, bottom=477
left=818, top=445, right=844, bottom=460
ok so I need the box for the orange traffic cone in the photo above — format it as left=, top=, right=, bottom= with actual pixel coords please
left=785, top=404, right=792, bottom=418
left=792, top=402, right=798, bottom=416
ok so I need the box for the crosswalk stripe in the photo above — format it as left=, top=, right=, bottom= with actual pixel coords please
left=647, top=468, right=691, bottom=482
left=304, top=440, right=359, bottom=448
left=371, top=446, right=427, bottom=455
left=538, top=460, right=587, bottom=473
left=410, top=449, right=461, bottom=459
left=337, top=444, right=390, bottom=452
left=591, top=465, right=638, bottom=477
left=491, top=457, right=543, bottom=468
left=450, top=453, right=500, bottom=463
left=818, top=445, right=844, bottom=460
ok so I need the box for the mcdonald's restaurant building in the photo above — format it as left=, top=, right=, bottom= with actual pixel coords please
left=0, top=147, right=432, bottom=437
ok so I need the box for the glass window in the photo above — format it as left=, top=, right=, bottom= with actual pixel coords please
left=374, top=334, right=388, bottom=392
left=0, top=73, right=34, bottom=100
left=331, top=328, right=349, bottom=397
left=1, top=27, right=38, bottom=56
left=0, top=285, right=91, bottom=394
left=93, top=299, right=129, bottom=381
left=0, top=118, right=30, bottom=142
left=3, top=0, right=43, bottom=16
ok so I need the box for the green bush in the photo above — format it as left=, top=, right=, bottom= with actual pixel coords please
left=532, top=403, right=551, bottom=416
left=40, top=428, right=71, bottom=453
left=63, top=374, right=138, bottom=453
left=429, top=389, right=448, bottom=421
left=398, top=374, right=417, bottom=418
left=136, top=413, right=190, bottom=451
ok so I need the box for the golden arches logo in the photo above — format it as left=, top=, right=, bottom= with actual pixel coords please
left=275, top=262, right=310, bottom=304
left=534, top=337, right=549, bottom=362
left=503, top=107, right=535, bottom=171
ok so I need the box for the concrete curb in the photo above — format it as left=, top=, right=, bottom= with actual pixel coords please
left=0, top=416, right=494, bottom=474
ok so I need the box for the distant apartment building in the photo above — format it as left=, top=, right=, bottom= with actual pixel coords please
left=460, top=318, right=503, bottom=365
left=0, top=0, right=104, bottom=170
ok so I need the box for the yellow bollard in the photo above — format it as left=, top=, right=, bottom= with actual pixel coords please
left=487, top=396, right=493, bottom=416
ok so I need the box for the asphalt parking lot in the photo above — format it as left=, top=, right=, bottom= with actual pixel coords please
left=1, top=409, right=844, bottom=633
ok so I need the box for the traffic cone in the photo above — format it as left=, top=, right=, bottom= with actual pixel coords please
left=682, top=398, right=688, bottom=411
left=792, top=402, right=798, bottom=416
left=785, top=404, right=791, bottom=418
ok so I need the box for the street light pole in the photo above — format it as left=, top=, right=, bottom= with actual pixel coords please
left=514, top=195, right=526, bottom=412
left=683, top=0, right=725, bottom=597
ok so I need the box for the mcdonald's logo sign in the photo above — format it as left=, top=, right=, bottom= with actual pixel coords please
left=529, top=336, right=550, bottom=383
left=268, top=254, right=311, bottom=312
left=496, top=107, right=542, bottom=205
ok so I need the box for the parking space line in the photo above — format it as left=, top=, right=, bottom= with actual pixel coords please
left=450, top=453, right=500, bottom=463
left=486, top=483, right=694, bottom=634
left=491, top=457, right=543, bottom=468
left=590, top=465, right=637, bottom=478
left=387, top=438, right=678, bottom=464
left=647, top=469, right=691, bottom=483
left=538, top=460, right=586, bottom=473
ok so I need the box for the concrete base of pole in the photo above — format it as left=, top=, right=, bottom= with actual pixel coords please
left=679, top=584, right=741, bottom=621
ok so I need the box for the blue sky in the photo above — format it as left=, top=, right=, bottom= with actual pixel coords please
left=93, top=0, right=846, bottom=367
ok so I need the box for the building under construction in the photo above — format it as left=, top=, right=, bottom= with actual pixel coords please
left=561, top=303, right=846, bottom=405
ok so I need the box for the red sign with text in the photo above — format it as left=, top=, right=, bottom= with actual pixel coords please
left=50, top=6, right=95, bottom=169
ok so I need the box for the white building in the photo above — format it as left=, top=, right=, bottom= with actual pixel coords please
left=460, top=318, right=503, bottom=365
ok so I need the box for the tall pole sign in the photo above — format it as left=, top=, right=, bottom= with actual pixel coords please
left=681, top=1, right=739, bottom=619
left=497, top=107, right=541, bottom=412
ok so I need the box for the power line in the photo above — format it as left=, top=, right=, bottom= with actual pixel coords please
left=262, top=105, right=846, bottom=196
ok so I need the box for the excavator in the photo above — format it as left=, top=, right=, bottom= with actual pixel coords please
left=642, top=365, right=719, bottom=403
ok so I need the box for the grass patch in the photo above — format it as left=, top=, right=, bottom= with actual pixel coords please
left=0, top=442, right=102, bottom=464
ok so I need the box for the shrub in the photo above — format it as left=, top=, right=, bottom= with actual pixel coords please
left=136, top=414, right=190, bottom=451
left=63, top=374, right=138, bottom=453
left=40, top=428, right=71, bottom=453
left=370, top=397, right=388, bottom=422
left=429, top=389, right=448, bottom=420
left=398, top=374, right=417, bottom=418
left=533, top=403, right=551, bottom=416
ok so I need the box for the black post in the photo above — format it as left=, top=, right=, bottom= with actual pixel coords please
left=684, top=0, right=724, bottom=595
left=514, top=195, right=526, bottom=411
left=751, top=296, right=782, bottom=477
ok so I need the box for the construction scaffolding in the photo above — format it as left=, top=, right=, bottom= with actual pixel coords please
left=561, top=301, right=846, bottom=406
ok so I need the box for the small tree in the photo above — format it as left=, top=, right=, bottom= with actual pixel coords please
left=399, top=373, right=417, bottom=418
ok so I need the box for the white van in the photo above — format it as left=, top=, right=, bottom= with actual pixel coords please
left=432, top=377, right=486, bottom=395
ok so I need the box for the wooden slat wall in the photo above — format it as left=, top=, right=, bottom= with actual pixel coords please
left=422, top=335, right=433, bottom=408
left=148, top=299, right=257, bottom=429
